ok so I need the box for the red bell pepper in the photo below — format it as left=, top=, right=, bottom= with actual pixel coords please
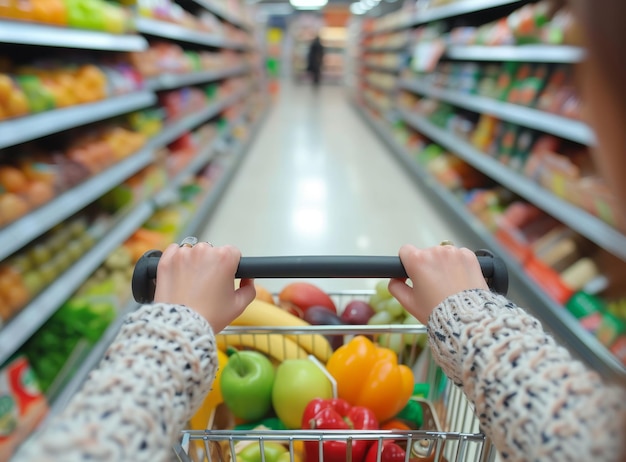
left=302, top=398, right=379, bottom=462
left=364, top=441, right=406, bottom=462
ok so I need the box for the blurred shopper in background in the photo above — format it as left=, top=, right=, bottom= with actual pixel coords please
left=307, top=35, right=325, bottom=88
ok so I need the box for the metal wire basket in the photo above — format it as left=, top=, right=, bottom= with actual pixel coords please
left=174, top=291, right=495, bottom=462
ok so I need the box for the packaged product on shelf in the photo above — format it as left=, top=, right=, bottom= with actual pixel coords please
left=0, top=355, right=48, bottom=462
left=507, top=1, right=551, bottom=45
left=510, top=128, right=539, bottom=172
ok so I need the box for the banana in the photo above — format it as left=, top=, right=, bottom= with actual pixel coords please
left=231, top=299, right=333, bottom=362
left=216, top=333, right=309, bottom=362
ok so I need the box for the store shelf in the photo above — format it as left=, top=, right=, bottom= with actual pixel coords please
left=365, top=80, right=394, bottom=94
left=364, top=45, right=408, bottom=53
left=150, top=88, right=249, bottom=147
left=363, top=63, right=400, bottom=73
left=0, top=147, right=155, bottom=262
left=366, top=0, right=523, bottom=36
left=356, top=104, right=626, bottom=384
left=0, top=20, right=148, bottom=51
left=190, top=0, right=251, bottom=31
left=45, top=107, right=268, bottom=417
left=398, top=108, right=626, bottom=261
left=0, top=92, right=156, bottom=150
left=0, top=202, right=154, bottom=366
left=446, top=45, right=586, bottom=63
left=399, top=79, right=595, bottom=145
left=136, top=18, right=248, bottom=50
left=146, top=65, right=249, bottom=91
left=153, top=136, right=221, bottom=207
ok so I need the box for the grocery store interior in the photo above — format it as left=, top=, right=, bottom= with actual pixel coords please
left=1, top=0, right=625, bottom=459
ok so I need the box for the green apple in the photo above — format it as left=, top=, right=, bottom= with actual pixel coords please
left=220, top=350, right=275, bottom=422
left=237, top=442, right=287, bottom=462
left=271, top=358, right=332, bottom=429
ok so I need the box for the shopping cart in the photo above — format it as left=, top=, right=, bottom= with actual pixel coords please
left=132, top=253, right=508, bottom=462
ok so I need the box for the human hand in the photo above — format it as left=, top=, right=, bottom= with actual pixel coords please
left=153, top=243, right=255, bottom=333
left=388, top=244, right=489, bottom=324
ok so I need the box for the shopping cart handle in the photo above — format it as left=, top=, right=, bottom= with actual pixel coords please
left=132, top=249, right=508, bottom=303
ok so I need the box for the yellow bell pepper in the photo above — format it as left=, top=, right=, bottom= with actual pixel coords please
left=326, top=336, right=414, bottom=422
left=190, top=348, right=229, bottom=430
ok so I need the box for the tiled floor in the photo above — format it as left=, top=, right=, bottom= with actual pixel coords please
left=201, top=84, right=464, bottom=293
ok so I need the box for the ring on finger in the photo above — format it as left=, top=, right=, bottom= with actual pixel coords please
left=179, top=236, right=199, bottom=248
left=439, top=240, right=455, bottom=247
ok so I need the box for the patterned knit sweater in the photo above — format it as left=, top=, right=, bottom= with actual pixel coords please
left=11, top=292, right=626, bottom=461
left=12, top=303, right=217, bottom=462
left=428, top=289, right=626, bottom=462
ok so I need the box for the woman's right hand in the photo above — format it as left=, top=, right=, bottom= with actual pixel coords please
left=153, top=243, right=256, bottom=333
left=388, top=244, right=489, bottom=324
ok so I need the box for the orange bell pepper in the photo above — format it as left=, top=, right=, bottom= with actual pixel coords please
left=325, top=336, right=414, bottom=422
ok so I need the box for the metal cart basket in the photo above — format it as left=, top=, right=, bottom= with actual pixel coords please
left=173, top=291, right=496, bottom=462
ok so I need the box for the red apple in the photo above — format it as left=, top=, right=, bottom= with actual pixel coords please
left=278, top=282, right=336, bottom=318
left=341, top=300, right=375, bottom=325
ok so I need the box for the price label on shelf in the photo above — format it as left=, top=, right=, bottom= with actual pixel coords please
left=411, top=39, right=446, bottom=73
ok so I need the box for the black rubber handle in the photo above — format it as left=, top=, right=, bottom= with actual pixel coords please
left=132, top=250, right=508, bottom=304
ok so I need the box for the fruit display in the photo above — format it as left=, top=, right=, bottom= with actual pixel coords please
left=448, top=0, right=584, bottom=47
left=0, top=120, right=148, bottom=229
left=130, top=42, right=241, bottom=78
left=137, top=0, right=249, bottom=46
left=0, top=60, right=142, bottom=121
left=396, top=91, right=624, bottom=232
left=0, top=0, right=133, bottom=33
left=0, top=217, right=95, bottom=323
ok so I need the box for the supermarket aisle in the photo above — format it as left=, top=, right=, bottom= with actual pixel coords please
left=201, top=84, right=464, bottom=292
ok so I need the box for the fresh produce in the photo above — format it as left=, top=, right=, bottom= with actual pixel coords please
left=340, top=300, right=375, bottom=325
left=271, top=359, right=333, bottom=429
left=279, top=282, right=337, bottom=317
left=233, top=299, right=333, bottom=362
left=216, top=333, right=309, bottom=362
left=254, top=285, right=275, bottom=305
left=364, top=440, right=406, bottom=462
left=220, top=350, right=275, bottom=422
left=326, top=336, right=414, bottom=422
left=302, top=306, right=345, bottom=350
left=190, top=349, right=228, bottom=430
left=237, top=441, right=288, bottom=462
left=302, top=398, right=378, bottom=462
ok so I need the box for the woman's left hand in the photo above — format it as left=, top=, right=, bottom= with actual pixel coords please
left=153, top=242, right=256, bottom=333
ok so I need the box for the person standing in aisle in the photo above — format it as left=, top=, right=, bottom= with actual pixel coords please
left=306, top=35, right=325, bottom=88
left=9, top=1, right=626, bottom=461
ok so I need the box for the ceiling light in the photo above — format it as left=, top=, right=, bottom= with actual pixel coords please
left=350, top=2, right=365, bottom=14
left=289, top=0, right=327, bottom=8
left=361, top=0, right=376, bottom=8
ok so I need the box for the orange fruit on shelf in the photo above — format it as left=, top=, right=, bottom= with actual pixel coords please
left=23, top=180, right=54, bottom=207
left=0, top=192, right=30, bottom=223
left=0, top=165, right=29, bottom=193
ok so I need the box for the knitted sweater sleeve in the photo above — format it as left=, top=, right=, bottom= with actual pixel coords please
left=12, top=303, right=217, bottom=462
left=427, top=289, right=626, bottom=462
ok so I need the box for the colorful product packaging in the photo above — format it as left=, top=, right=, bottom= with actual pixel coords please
left=0, top=356, right=49, bottom=461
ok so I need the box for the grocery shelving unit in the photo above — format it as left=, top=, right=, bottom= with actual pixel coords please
left=136, top=17, right=249, bottom=50
left=353, top=0, right=626, bottom=382
left=445, top=45, right=585, bottom=63
left=0, top=0, right=266, bottom=424
left=0, top=147, right=155, bottom=262
left=356, top=104, right=626, bottom=384
left=398, top=79, right=595, bottom=145
left=47, top=107, right=267, bottom=416
left=398, top=108, right=626, bottom=260
left=0, top=92, right=157, bottom=149
left=0, top=19, right=148, bottom=51
left=0, top=201, right=154, bottom=365
left=146, top=65, right=249, bottom=91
